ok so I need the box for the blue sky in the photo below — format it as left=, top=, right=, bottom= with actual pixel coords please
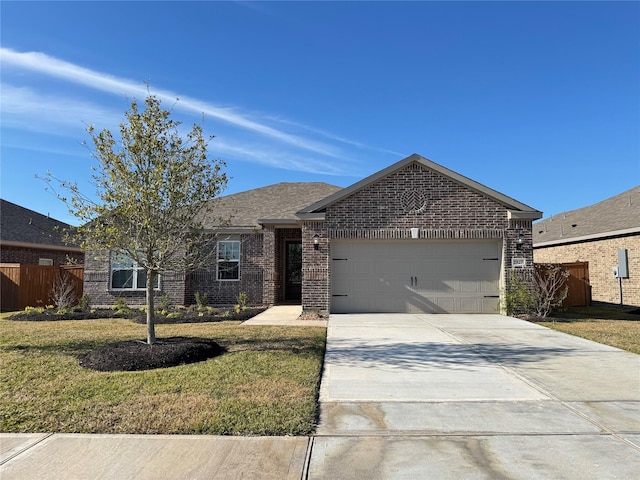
left=1, top=1, right=638, bottom=226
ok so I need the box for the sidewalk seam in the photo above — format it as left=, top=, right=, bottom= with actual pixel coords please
left=0, top=433, right=54, bottom=466
left=301, top=436, right=314, bottom=480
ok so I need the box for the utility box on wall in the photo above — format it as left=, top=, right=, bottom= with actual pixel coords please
left=617, top=249, right=629, bottom=278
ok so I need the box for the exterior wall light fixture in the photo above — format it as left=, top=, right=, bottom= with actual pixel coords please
left=516, top=232, right=525, bottom=249
left=313, top=234, right=320, bottom=250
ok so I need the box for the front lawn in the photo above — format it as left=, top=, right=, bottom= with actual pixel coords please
left=0, top=316, right=326, bottom=435
left=537, top=305, right=640, bottom=354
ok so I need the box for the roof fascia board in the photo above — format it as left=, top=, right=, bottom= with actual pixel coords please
left=298, top=154, right=541, bottom=214
left=296, top=212, right=326, bottom=221
left=208, top=227, right=260, bottom=235
left=257, top=219, right=298, bottom=226
left=534, top=227, right=640, bottom=248
left=0, top=240, right=83, bottom=253
left=508, top=210, right=543, bottom=221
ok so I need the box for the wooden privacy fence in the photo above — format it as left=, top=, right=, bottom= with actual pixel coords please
left=558, top=261, right=591, bottom=307
left=0, top=264, right=84, bottom=312
left=535, top=261, right=591, bottom=307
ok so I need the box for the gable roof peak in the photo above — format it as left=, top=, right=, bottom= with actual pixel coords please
left=298, top=154, right=541, bottom=216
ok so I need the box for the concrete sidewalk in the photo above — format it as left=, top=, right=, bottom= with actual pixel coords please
left=0, top=434, right=309, bottom=480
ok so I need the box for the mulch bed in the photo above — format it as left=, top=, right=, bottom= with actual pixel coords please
left=79, top=337, right=226, bottom=372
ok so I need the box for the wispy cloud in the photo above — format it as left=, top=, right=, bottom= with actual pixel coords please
left=0, top=48, right=368, bottom=167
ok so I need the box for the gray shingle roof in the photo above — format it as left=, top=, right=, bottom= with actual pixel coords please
left=0, top=199, right=78, bottom=248
left=533, top=186, right=640, bottom=247
left=203, top=182, right=343, bottom=229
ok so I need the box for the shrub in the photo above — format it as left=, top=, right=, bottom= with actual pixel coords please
left=50, top=272, right=77, bottom=313
left=77, top=294, right=92, bottom=312
left=158, top=294, right=172, bottom=311
left=234, top=292, right=248, bottom=314
left=195, top=292, right=208, bottom=309
left=112, top=298, right=132, bottom=315
left=505, top=264, right=569, bottom=318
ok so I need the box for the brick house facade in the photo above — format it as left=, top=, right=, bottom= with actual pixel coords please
left=534, top=186, right=640, bottom=307
left=84, top=155, right=542, bottom=313
left=1, top=199, right=84, bottom=266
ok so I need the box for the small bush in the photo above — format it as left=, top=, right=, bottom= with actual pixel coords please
left=77, top=294, right=92, bottom=312
left=50, top=272, right=77, bottom=313
left=505, top=264, right=569, bottom=318
left=234, top=292, right=248, bottom=313
left=158, top=294, right=172, bottom=311
left=195, top=292, right=208, bottom=309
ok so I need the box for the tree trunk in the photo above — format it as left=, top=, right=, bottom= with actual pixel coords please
left=146, top=269, right=156, bottom=344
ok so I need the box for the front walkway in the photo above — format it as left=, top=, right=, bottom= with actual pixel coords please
left=242, top=305, right=327, bottom=326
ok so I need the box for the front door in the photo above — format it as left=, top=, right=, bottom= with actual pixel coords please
left=285, top=241, right=302, bottom=302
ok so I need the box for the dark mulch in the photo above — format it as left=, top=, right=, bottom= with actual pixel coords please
left=79, top=337, right=226, bottom=372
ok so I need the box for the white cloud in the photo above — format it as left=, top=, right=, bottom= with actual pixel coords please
left=1, top=83, right=119, bottom=134
left=1, top=48, right=344, bottom=157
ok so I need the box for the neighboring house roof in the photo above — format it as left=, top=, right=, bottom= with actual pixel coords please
left=0, top=198, right=81, bottom=251
left=203, top=182, right=343, bottom=230
left=298, top=154, right=542, bottom=221
left=533, top=186, right=640, bottom=247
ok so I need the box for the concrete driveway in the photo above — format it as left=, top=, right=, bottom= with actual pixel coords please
left=309, top=314, right=640, bottom=479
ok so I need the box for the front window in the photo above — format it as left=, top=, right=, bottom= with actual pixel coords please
left=110, top=251, right=159, bottom=290
left=217, top=240, right=240, bottom=280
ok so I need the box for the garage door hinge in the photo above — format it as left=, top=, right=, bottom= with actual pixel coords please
left=483, top=258, right=499, bottom=261
left=332, top=294, right=348, bottom=297
left=332, top=258, right=348, bottom=261
left=484, top=295, right=500, bottom=298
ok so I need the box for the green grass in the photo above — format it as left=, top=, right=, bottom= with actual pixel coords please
left=0, top=315, right=326, bottom=435
left=538, top=305, right=640, bottom=354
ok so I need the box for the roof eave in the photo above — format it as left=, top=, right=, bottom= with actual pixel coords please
left=295, top=212, right=326, bottom=221
left=0, top=240, right=83, bottom=252
left=508, top=210, right=543, bottom=221
left=534, top=226, right=640, bottom=248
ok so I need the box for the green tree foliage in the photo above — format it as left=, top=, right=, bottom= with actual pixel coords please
left=47, top=95, right=227, bottom=343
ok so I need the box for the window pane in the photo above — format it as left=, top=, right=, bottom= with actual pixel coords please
left=137, top=270, right=160, bottom=289
left=218, top=261, right=239, bottom=280
left=112, top=269, right=133, bottom=289
left=112, top=252, right=135, bottom=269
left=218, top=241, right=240, bottom=261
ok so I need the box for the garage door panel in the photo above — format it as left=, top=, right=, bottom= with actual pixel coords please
left=331, top=240, right=501, bottom=314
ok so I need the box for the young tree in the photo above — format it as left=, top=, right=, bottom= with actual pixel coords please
left=49, top=95, right=227, bottom=344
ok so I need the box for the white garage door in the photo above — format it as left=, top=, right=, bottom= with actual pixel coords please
left=331, top=239, right=502, bottom=314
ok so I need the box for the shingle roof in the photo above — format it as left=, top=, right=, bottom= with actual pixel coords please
left=203, top=182, right=343, bottom=229
left=0, top=199, right=79, bottom=248
left=533, top=186, right=640, bottom=247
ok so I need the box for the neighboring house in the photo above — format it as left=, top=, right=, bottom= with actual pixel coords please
left=533, top=186, right=640, bottom=307
left=0, top=199, right=84, bottom=265
left=84, top=154, right=542, bottom=314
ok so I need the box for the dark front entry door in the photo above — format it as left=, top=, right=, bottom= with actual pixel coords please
left=285, top=241, right=302, bottom=301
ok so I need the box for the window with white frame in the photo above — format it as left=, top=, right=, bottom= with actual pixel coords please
left=217, top=240, right=240, bottom=280
left=110, top=251, right=159, bottom=290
